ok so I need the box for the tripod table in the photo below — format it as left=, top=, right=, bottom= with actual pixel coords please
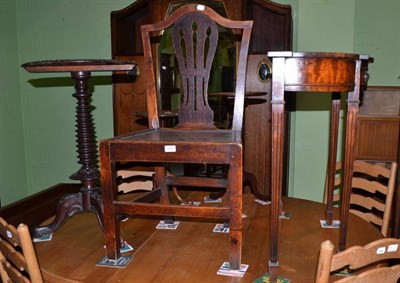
left=22, top=59, right=137, bottom=238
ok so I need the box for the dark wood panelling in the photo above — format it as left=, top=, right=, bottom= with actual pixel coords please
left=357, top=86, right=400, bottom=162
left=356, top=116, right=400, bottom=161
left=246, top=0, right=292, bottom=53
left=113, top=56, right=148, bottom=135
left=0, top=184, right=81, bottom=228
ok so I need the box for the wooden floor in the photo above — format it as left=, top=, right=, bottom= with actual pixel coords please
left=34, top=191, right=382, bottom=283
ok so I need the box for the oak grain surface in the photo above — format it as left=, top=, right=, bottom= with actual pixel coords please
left=35, top=193, right=382, bottom=283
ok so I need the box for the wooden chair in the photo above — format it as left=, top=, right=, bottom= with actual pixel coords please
left=100, top=4, right=253, bottom=270
left=315, top=238, right=400, bottom=283
left=0, top=217, right=43, bottom=283
left=324, top=160, right=398, bottom=237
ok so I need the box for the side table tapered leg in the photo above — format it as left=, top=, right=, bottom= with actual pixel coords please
left=339, top=59, right=362, bottom=251
left=325, top=92, right=341, bottom=225
left=269, top=57, right=286, bottom=270
left=34, top=71, right=104, bottom=238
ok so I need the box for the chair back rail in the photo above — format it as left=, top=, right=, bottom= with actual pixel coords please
left=316, top=238, right=400, bottom=283
left=141, top=4, right=252, bottom=130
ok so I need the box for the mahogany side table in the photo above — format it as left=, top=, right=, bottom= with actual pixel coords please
left=22, top=59, right=137, bottom=238
left=266, top=52, right=372, bottom=280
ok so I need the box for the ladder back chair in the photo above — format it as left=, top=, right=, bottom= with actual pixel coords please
left=315, top=238, right=400, bottom=283
left=100, top=4, right=253, bottom=270
left=0, top=217, right=43, bottom=283
left=350, top=160, right=397, bottom=237
left=323, top=161, right=343, bottom=205
left=324, top=160, right=397, bottom=237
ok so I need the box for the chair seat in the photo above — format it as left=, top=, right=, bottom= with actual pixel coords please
left=114, top=128, right=242, bottom=143
left=105, top=129, right=242, bottom=164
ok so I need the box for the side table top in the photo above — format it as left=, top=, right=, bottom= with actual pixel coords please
left=21, top=59, right=137, bottom=73
left=267, top=51, right=373, bottom=93
left=267, top=51, right=372, bottom=61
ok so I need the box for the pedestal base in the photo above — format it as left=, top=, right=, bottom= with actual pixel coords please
left=33, top=187, right=104, bottom=238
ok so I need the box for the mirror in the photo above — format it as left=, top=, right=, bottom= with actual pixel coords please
left=158, top=0, right=236, bottom=127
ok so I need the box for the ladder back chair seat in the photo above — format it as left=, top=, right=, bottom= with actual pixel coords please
left=100, top=4, right=253, bottom=270
left=315, top=238, right=400, bottom=283
left=0, top=217, right=43, bottom=283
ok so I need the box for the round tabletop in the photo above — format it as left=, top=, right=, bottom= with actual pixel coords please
left=21, top=59, right=137, bottom=73
left=34, top=194, right=382, bottom=283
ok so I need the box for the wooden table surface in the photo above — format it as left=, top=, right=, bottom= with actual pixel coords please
left=35, top=193, right=382, bottom=283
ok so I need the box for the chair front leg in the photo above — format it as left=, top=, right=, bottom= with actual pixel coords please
left=228, top=162, right=243, bottom=270
left=100, top=142, right=120, bottom=260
